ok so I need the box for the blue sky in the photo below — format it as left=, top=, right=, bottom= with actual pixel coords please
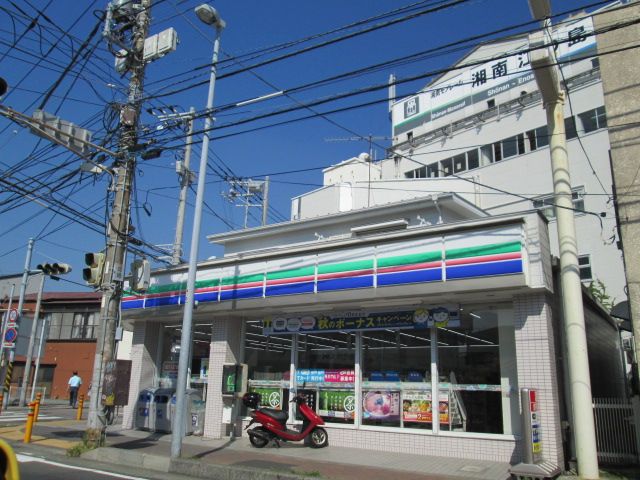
left=0, top=0, right=598, bottom=290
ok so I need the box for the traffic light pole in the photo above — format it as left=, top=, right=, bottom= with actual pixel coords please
left=1, top=238, right=34, bottom=409
left=86, top=0, right=152, bottom=433
left=18, top=274, right=45, bottom=406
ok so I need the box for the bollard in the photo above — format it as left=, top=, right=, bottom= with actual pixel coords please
left=76, top=394, right=84, bottom=421
left=34, top=392, right=42, bottom=422
left=0, top=392, right=3, bottom=415
left=23, top=402, right=35, bottom=443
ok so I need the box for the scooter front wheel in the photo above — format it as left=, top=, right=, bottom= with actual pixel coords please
left=248, top=426, right=270, bottom=448
left=307, top=427, right=328, bottom=448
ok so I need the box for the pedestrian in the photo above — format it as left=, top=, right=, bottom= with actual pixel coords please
left=68, top=371, right=82, bottom=408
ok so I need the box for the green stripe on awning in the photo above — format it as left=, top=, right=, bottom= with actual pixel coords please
left=267, top=266, right=315, bottom=281
left=445, top=241, right=521, bottom=260
left=318, top=259, right=374, bottom=275
left=220, top=273, right=264, bottom=286
left=377, top=250, right=442, bottom=268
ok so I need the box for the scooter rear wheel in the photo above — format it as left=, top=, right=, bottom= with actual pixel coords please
left=248, top=427, right=270, bottom=448
left=307, top=427, right=328, bottom=448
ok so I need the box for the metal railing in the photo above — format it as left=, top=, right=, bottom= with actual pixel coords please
left=592, top=397, right=638, bottom=465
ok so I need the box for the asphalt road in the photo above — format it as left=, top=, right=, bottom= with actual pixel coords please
left=17, top=453, right=151, bottom=479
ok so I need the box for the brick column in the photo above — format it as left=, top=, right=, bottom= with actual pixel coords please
left=513, top=293, right=564, bottom=467
left=203, top=316, right=243, bottom=438
left=122, top=321, right=161, bottom=429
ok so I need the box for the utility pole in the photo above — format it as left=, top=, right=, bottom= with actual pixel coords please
left=87, top=0, right=152, bottom=433
left=1, top=238, right=34, bottom=409
left=170, top=108, right=196, bottom=265
left=528, top=1, right=599, bottom=477
left=262, top=176, right=270, bottom=226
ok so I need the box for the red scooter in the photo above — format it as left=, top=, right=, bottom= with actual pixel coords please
left=243, top=390, right=328, bottom=448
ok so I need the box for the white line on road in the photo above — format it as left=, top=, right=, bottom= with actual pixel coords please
left=0, top=416, right=61, bottom=422
left=16, top=454, right=150, bottom=479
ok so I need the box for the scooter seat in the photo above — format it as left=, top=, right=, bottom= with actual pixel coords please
left=259, top=407, right=288, bottom=423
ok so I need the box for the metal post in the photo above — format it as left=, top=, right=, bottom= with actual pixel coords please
left=19, top=274, right=45, bottom=406
left=0, top=283, right=16, bottom=366
left=30, top=307, right=48, bottom=403
left=87, top=0, right=152, bottom=431
left=171, top=20, right=223, bottom=459
left=262, top=176, right=270, bottom=226
left=2, top=238, right=34, bottom=409
left=171, top=107, right=196, bottom=265
left=546, top=97, right=599, bottom=478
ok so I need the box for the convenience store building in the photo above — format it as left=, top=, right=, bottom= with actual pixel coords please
left=119, top=194, right=619, bottom=470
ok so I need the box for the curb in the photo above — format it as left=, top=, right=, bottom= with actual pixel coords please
left=82, top=447, right=170, bottom=472
left=83, top=447, right=315, bottom=480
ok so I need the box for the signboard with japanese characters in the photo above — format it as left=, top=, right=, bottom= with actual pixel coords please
left=262, top=306, right=460, bottom=335
left=392, top=17, right=596, bottom=135
left=402, top=391, right=450, bottom=424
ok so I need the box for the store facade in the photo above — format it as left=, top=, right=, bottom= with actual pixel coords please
left=121, top=200, right=563, bottom=467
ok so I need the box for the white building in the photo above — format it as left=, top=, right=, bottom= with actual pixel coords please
left=293, top=9, right=626, bottom=303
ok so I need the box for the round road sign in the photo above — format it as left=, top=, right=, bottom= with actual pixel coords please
left=4, top=327, right=17, bottom=343
left=8, top=309, right=18, bottom=322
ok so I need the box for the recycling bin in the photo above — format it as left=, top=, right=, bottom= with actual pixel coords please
left=135, top=388, right=158, bottom=431
left=170, top=389, right=202, bottom=436
left=153, top=388, right=175, bottom=433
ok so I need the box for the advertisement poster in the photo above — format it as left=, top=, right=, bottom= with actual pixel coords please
left=250, top=387, right=283, bottom=410
left=296, top=369, right=355, bottom=384
left=363, top=390, right=401, bottom=420
left=318, top=390, right=355, bottom=419
left=264, top=306, right=459, bottom=336
left=402, top=391, right=450, bottom=424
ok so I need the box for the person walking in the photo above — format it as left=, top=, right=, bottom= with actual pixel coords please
left=68, top=371, right=82, bottom=408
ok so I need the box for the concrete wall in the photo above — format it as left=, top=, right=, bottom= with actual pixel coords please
left=204, top=317, right=243, bottom=438
left=123, top=321, right=162, bottom=429
left=596, top=0, right=640, bottom=373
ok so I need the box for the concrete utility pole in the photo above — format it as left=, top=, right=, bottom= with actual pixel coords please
left=18, top=274, right=45, bottom=406
left=1, top=238, right=34, bottom=409
left=87, top=0, right=152, bottom=432
left=172, top=108, right=196, bottom=265
left=528, top=1, right=599, bottom=477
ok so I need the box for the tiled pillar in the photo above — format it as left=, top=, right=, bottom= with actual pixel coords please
left=513, top=293, right=564, bottom=467
left=203, top=317, right=243, bottom=438
left=122, top=321, right=161, bottom=429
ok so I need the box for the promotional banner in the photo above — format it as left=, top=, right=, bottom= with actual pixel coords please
left=263, top=306, right=459, bottom=335
left=318, top=390, right=356, bottom=419
left=363, top=390, right=401, bottom=421
left=296, top=369, right=355, bottom=384
left=250, top=387, right=283, bottom=409
left=402, top=391, right=450, bottom=424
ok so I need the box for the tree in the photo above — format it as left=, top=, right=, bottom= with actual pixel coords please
left=588, top=279, right=615, bottom=312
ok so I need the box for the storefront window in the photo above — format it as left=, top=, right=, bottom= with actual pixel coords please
left=243, top=306, right=516, bottom=436
left=298, top=332, right=355, bottom=424
left=437, top=308, right=516, bottom=434
left=362, top=329, right=431, bottom=429
left=245, top=320, right=292, bottom=411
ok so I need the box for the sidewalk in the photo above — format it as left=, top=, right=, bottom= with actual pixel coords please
left=0, top=404, right=513, bottom=480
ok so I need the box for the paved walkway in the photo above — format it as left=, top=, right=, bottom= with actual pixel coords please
left=0, top=405, right=512, bottom=480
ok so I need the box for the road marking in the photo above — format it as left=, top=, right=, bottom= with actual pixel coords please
left=16, top=453, right=150, bottom=479
left=0, top=415, right=61, bottom=422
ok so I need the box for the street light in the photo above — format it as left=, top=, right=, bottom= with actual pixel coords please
left=170, top=3, right=225, bottom=459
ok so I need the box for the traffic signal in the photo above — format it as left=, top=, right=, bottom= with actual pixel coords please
left=37, top=263, right=72, bottom=275
left=83, top=252, right=105, bottom=286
